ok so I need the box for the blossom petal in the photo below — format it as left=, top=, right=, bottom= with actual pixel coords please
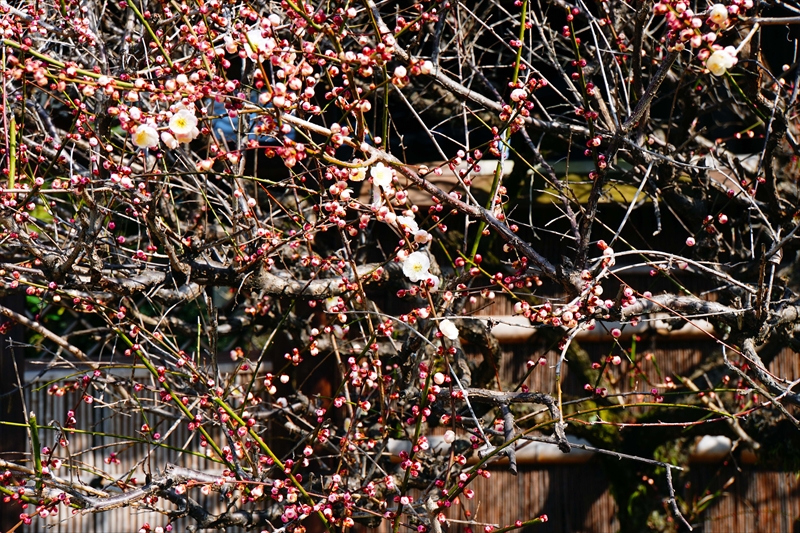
left=438, top=319, right=459, bottom=340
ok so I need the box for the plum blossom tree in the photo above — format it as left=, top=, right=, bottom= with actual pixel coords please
left=0, top=0, right=799, bottom=531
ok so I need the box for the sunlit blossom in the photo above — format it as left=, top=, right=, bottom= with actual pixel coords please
left=160, top=131, right=179, bottom=150
left=224, top=36, right=238, bottom=55
left=402, top=251, right=430, bottom=282
left=325, top=297, right=341, bottom=311
left=175, top=127, right=200, bottom=144
left=396, top=216, right=419, bottom=233
left=370, top=162, right=393, bottom=189
left=245, top=28, right=276, bottom=60
left=510, top=88, right=528, bottom=102
left=438, top=319, right=459, bottom=340
left=132, top=124, right=159, bottom=149
left=414, top=229, right=432, bottom=244
left=708, top=3, right=728, bottom=24
left=169, top=109, right=198, bottom=136
left=332, top=325, right=346, bottom=339
left=350, top=167, right=366, bottom=182
left=706, top=47, right=737, bottom=76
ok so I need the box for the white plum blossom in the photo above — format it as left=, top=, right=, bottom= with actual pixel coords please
left=419, top=60, right=434, bottom=75
left=169, top=108, right=198, bottom=137
left=132, top=124, right=159, bottom=149
left=370, top=162, right=393, bottom=189
left=708, top=3, right=728, bottom=24
left=168, top=106, right=200, bottom=143
left=443, top=430, right=456, bottom=444
left=414, top=229, right=432, bottom=244
left=706, top=47, right=737, bottom=76
left=325, top=297, right=342, bottom=311
left=602, top=246, right=616, bottom=266
left=350, top=167, right=366, bottom=182
left=396, top=216, right=419, bottom=233
left=438, top=319, right=459, bottom=340
left=426, top=274, right=440, bottom=291
left=223, top=35, right=238, bottom=54
left=160, top=131, right=179, bottom=150
left=244, top=28, right=276, bottom=60
left=175, top=127, right=200, bottom=143
left=402, top=251, right=430, bottom=282
left=510, top=88, right=528, bottom=102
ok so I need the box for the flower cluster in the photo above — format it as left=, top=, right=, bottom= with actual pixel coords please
left=130, top=103, right=201, bottom=149
left=652, top=0, right=749, bottom=75
left=371, top=162, right=394, bottom=189
left=402, top=251, right=439, bottom=289
left=706, top=47, right=738, bottom=76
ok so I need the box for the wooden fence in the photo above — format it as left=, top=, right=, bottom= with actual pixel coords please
left=14, top=299, right=800, bottom=532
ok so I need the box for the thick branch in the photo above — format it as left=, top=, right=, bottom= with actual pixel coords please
left=64, top=260, right=400, bottom=303
left=740, top=338, right=800, bottom=406
left=619, top=295, right=745, bottom=328
left=442, top=388, right=570, bottom=453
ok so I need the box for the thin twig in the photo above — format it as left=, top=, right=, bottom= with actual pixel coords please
left=665, top=466, right=693, bottom=531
